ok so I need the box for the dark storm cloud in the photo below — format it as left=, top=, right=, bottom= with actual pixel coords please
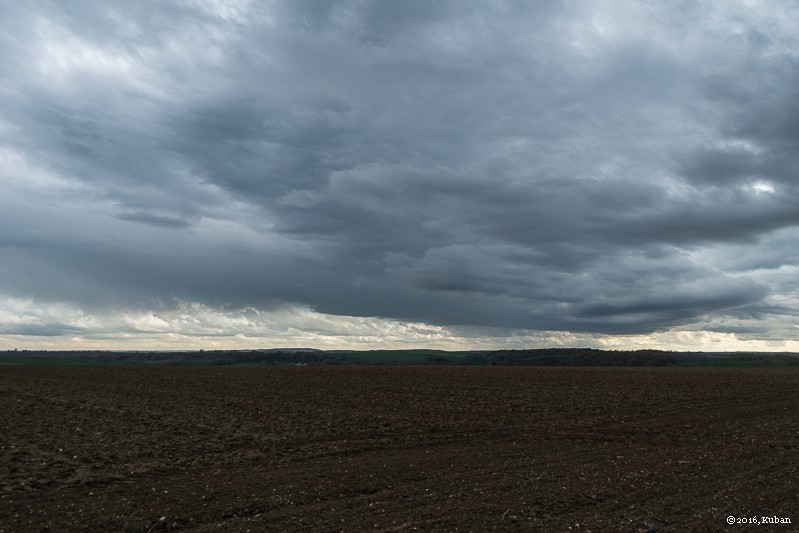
left=0, top=323, right=88, bottom=337
left=2, top=0, right=799, bottom=341
left=116, top=211, right=192, bottom=228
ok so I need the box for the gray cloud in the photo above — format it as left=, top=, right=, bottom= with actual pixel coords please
left=2, top=0, right=799, bottom=346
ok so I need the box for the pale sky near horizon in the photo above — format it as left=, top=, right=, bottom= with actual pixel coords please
left=3, top=0, right=799, bottom=351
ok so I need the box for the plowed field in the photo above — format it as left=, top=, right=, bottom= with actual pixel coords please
left=1, top=366, right=797, bottom=532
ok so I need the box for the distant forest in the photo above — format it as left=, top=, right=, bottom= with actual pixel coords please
left=3, top=348, right=799, bottom=367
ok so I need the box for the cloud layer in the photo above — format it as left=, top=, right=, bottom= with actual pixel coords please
left=2, top=0, right=799, bottom=349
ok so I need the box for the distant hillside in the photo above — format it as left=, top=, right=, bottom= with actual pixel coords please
left=469, top=348, right=799, bottom=367
left=3, top=348, right=799, bottom=367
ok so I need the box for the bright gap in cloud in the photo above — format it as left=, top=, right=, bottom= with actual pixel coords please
left=750, top=180, right=775, bottom=195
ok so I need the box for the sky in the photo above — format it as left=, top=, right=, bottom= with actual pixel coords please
left=2, top=0, right=799, bottom=351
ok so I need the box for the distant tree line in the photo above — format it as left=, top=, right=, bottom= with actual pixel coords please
left=3, top=348, right=799, bottom=367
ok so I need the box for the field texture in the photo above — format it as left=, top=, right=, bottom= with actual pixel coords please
left=1, top=366, right=798, bottom=532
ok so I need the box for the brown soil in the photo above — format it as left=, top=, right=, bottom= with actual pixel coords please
left=1, top=366, right=797, bottom=532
